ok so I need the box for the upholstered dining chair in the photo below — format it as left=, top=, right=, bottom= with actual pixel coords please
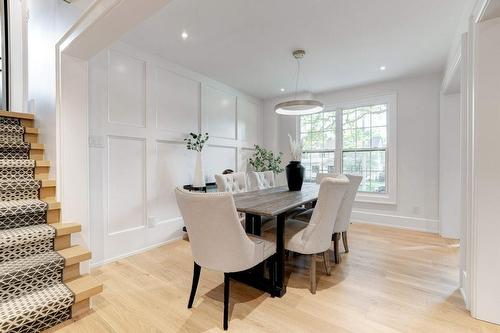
left=294, top=173, right=362, bottom=264
left=175, top=188, right=276, bottom=330
left=215, top=172, right=248, bottom=193
left=263, top=177, right=349, bottom=294
left=247, top=171, right=276, bottom=191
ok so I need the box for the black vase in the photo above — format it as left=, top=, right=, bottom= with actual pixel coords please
left=286, top=161, right=305, bottom=191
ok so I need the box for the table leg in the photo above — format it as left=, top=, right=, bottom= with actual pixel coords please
left=253, top=215, right=262, bottom=236
left=275, top=212, right=286, bottom=297
left=245, top=214, right=254, bottom=233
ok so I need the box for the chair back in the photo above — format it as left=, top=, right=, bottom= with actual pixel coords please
left=175, top=188, right=258, bottom=272
left=215, top=172, right=248, bottom=193
left=247, top=171, right=275, bottom=191
left=315, top=172, right=339, bottom=184
left=333, top=174, right=362, bottom=233
left=301, top=177, right=349, bottom=254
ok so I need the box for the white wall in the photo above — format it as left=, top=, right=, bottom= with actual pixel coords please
left=472, top=15, right=500, bottom=324
left=26, top=0, right=90, bottom=176
left=263, top=74, right=441, bottom=232
left=88, top=41, right=263, bottom=265
left=439, top=93, right=461, bottom=238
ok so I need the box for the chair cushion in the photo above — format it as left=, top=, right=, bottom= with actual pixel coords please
left=248, top=234, right=276, bottom=260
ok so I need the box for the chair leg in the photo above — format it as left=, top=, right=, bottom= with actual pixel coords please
left=333, top=233, right=341, bottom=264
left=223, top=273, right=230, bottom=330
left=309, top=254, right=317, bottom=294
left=342, top=231, right=349, bottom=253
left=188, top=262, right=201, bottom=309
left=322, top=251, right=331, bottom=276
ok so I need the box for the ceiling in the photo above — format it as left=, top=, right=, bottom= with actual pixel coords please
left=121, top=0, right=471, bottom=100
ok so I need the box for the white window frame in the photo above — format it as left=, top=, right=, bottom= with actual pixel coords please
left=297, top=93, right=397, bottom=205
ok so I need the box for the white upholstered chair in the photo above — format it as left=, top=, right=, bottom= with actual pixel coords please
left=247, top=171, right=276, bottom=191
left=294, top=173, right=362, bottom=264
left=175, top=188, right=276, bottom=330
left=264, top=177, right=349, bottom=294
left=215, top=172, right=248, bottom=193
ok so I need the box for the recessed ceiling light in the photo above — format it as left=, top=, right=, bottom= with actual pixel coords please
left=379, top=65, right=386, bottom=71
left=181, top=31, right=189, bottom=40
left=280, top=88, right=285, bottom=92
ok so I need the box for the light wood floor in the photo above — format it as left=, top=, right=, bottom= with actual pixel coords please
left=55, top=223, right=500, bottom=332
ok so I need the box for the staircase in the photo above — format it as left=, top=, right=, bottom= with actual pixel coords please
left=0, top=111, right=102, bottom=332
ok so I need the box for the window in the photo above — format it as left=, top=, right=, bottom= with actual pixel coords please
left=299, top=94, right=397, bottom=204
left=300, top=111, right=336, bottom=182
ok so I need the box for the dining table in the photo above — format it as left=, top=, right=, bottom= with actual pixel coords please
left=232, top=183, right=320, bottom=297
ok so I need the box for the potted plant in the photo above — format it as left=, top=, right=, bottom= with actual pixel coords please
left=185, top=132, right=209, bottom=188
left=248, top=145, right=284, bottom=173
left=286, top=134, right=305, bottom=191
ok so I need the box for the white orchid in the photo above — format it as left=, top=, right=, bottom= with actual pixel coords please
left=288, top=134, right=303, bottom=162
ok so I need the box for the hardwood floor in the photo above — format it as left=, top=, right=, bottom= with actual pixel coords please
left=54, top=223, right=500, bottom=332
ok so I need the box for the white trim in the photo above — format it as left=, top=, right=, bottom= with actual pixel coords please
left=89, top=234, right=184, bottom=268
left=351, top=211, right=438, bottom=233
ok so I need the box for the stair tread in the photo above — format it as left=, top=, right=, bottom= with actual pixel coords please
left=57, top=245, right=91, bottom=266
left=0, top=283, right=73, bottom=332
left=0, top=224, right=55, bottom=249
left=0, top=159, right=35, bottom=168
left=35, top=160, right=50, bottom=167
left=0, top=199, right=48, bottom=216
left=0, top=251, right=63, bottom=276
left=66, top=275, right=103, bottom=303
left=0, top=111, right=34, bottom=120
left=24, top=127, right=38, bottom=134
left=53, top=222, right=81, bottom=236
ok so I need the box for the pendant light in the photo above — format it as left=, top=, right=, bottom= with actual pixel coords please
left=275, top=49, right=324, bottom=115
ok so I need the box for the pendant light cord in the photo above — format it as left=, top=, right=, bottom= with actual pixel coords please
left=294, top=57, right=301, bottom=100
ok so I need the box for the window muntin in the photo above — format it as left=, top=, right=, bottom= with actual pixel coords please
left=299, top=103, right=389, bottom=194
left=341, top=104, right=387, bottom=193
left=300, top=111, right=336, bottom=182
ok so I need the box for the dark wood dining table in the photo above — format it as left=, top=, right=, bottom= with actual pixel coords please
left=232, top=183, right=320, bottom=297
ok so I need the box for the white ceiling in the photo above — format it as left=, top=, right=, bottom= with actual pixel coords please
left=121, top=0, right=471, bottom=100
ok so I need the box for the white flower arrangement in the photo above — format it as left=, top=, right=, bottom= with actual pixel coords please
left=288, top=134, right=303, bottom=162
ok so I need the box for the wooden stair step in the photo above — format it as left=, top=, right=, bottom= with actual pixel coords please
left=58, top=245, right=91, bottom=267
left=24, top=127, right=39, bottom=144
left=30, top=143, right=44, bottom=160
left=0, top=110, right=34, bottom=120
left=36, top=160, right=50, bottom=167
left=53, top=222, right=82, bottom=251
left=45, top=199, right=61, bottom=224
left=65, top=275, right=103, bottom=304
left=53, top=222, right=81, bottom=236
left=24, top=127, right=38, bottom=134
left=41, top=179, right=56, bottom=187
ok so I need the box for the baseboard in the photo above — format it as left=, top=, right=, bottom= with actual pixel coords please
left=460, top=270, right=469, bottom=309
left=351, top=210, right=439, bottom=233
left=90, top=235, right=184, bottom=268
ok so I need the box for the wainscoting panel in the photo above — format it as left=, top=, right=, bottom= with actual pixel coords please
left=107, top=136, right=146, bottom=235
left=90, top=41, right=262, bottom=264
left=154, top=66, right=200, bottom=134
left=202, top=85, right=237, bottom=140
left=151, top=140, right=195, bottom=223
left=238, top=99, right=259, bottom=143
left=204, top=145, right=237, bottom=182
left=108, top=50, right=146, bottom=127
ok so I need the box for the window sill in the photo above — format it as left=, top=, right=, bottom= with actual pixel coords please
left=355, top=193, right=396, bottom=205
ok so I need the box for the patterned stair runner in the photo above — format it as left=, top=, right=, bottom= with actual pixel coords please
left=0, top=115, right=74, bottom=332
